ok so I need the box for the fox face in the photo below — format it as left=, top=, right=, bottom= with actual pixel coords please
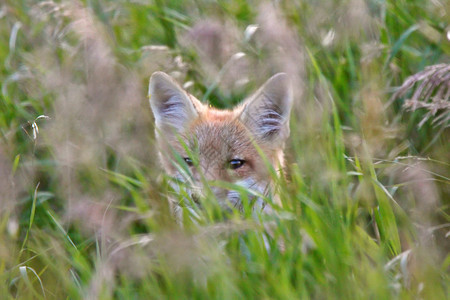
left=149, top=72, right=293, bottom=214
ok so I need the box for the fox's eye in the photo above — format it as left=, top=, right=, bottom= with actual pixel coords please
left=184, top=157, right=193, bottom=166
left=229, top=159, right=245, bottom=170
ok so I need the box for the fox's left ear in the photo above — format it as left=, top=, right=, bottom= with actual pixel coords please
left=240, top=73, right=293, bottom=143
left=148, top=72, right=200, bottom=136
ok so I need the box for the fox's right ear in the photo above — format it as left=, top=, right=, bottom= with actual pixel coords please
left=239, top=73, right=293, bottom=144
left=148, top=72, right=199, bottom=134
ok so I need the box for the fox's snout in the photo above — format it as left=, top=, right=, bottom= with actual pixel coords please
left=189, top=185, right=229, bottom=205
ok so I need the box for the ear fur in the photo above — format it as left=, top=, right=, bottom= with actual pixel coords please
left=148, top=72, right=199, bottom=134
left=239, top=73, right=293, bottom=143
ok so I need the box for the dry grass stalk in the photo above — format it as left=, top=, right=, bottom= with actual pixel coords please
left=390, top=63, right=450, bottom=128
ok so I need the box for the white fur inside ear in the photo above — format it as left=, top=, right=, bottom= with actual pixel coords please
left=240, top=73, right=293, bottom=142
left=149, top=72, right=198, bottom=132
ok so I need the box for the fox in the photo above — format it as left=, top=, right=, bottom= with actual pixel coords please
left=148, top=71, right=293, bottom=219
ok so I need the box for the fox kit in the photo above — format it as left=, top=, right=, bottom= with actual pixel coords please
left=149, top=72, right=293, bottom=218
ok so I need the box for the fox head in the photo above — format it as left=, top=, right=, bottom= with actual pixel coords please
left=149, top=72, right=293, bottom=213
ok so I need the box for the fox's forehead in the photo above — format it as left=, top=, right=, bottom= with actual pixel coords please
left=182, top=112, right=254, bottom=157
left=197, top=105, right=242, bottom=120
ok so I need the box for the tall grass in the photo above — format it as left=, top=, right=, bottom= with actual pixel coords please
left=0, top=0, right=448, bottom=299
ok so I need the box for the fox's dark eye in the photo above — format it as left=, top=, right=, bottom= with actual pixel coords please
left=184, top=157, right=193, bottom=166
left=229, top=159, right=245, bottom=170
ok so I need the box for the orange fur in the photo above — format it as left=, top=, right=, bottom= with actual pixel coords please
left=149, top=72, right=293, bottom=214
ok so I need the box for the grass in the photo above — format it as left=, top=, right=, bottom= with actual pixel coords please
left=0, top=0, right=449, bottom=299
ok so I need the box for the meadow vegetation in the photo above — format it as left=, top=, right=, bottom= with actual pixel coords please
left=0, top=0, right=448, bottom=298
